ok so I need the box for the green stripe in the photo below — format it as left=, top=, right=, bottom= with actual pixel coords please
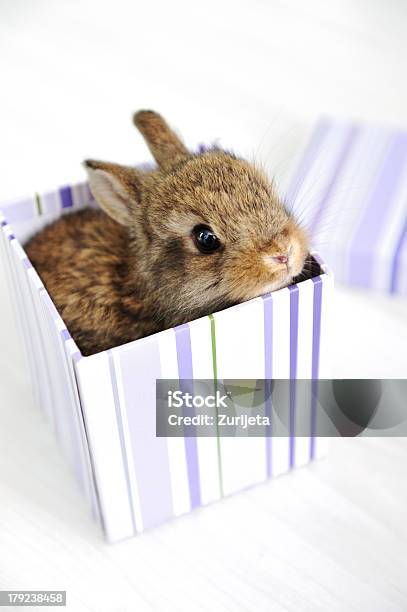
left=209, top=314, right=218, bottom=378
left=208, top=314, right=224, bottom=497
left=35, top=193, right=43, bottom=216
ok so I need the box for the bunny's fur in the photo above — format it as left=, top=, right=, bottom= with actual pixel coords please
left=25, top=111, right=308, bottom=355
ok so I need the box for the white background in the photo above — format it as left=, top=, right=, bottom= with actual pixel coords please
left=0, top=1, right=406, bottom=610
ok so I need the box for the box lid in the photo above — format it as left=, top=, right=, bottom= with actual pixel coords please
left=286, top=118, right=407, bottom=295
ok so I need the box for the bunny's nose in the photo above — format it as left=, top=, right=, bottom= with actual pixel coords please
left=273, top=255, right=288, bottom=265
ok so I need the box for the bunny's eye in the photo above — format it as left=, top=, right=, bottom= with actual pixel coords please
left=192, top=224, right=221, bottom=254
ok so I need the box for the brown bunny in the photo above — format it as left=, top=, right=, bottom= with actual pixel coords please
left=25, top=111, right=308, bottom=356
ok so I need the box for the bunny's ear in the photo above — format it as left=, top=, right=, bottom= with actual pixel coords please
left=84, top=160, right=142, bottom=226
left=133, top=110, right=189, bottom=168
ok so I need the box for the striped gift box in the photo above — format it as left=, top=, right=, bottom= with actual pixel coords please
left=0, top=182, right=333, bottom=542
left=286, top=118, right=407, bottom=295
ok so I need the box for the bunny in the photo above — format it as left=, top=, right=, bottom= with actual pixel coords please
left=25, top=111, right=309, bottom=356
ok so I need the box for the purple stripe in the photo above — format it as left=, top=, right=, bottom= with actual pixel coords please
left=350, top=132, right=407, bottom=288
left=262, top=293, right=273, bottom=478
left=41, top=289, right=82, bottom=356
left=59, top=186, right=73, bottom=209
left=286, top=118, right=331, bottom=208
left=41, top=190, right=59, bottom=215
left=118, top=339, right=173, bottom=529
left=1, top=220, right=6, bottom=226
left=390, top=216, right=407, bottom=293
left=310, top=276, right=323, bottom=460
left=288, top=285, right=299, bottom=469
left=174, top=324, right=201, bottom=509
left=310, top=124, right=359, bottom=235
left=8, top=233, right=15, bottom=241
left=108, top=351, right=137, bottom=534
left=23, top=258, right=32, bottom=269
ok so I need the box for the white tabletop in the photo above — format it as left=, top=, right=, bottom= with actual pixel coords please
left=1, top=1, right=406, bottom=610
